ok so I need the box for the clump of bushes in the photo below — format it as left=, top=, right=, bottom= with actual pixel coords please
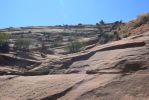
left=116, top=13, right=149, bottom=37
left=0, top=33, right=10, bottom=53
left=132, top=13, right=149, bottom=28
left=111, top=21, right=122, bottom=31
left=99, top=31, right=120, bottom=44
left=66, top=39, right=84, bottom=53
left=14, top=38, right=31, bottom=52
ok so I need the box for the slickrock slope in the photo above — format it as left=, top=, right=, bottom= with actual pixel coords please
left=0, top=31, right=149, bottom=100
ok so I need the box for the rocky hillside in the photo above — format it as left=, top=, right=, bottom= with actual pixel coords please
left=0, top=31, right=149, bottom=100
left=0, top=23, right=117, bottom=55
left=0, top=13, right=149, bottom=100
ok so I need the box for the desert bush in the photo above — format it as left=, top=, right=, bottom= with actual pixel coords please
left=116, top=13, right=149, bottom=37
left=99, top=31, right=120, bottom=44
left=0, top=32, right=9, bottom=43
left=111, top=21, right=122, bottom=30
left=66, top=39, right=84, bottom=53
left=14, top=38, right=31, bottom=52
left=133, top=13, right=149, bottom=28
left=0, top=33, right=10, bottom=53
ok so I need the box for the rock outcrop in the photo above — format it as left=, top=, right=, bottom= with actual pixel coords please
left=0, top=31, right=149, bottom=100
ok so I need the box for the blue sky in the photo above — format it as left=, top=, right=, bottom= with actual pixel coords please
left=0, top=0, right=148, bottom=28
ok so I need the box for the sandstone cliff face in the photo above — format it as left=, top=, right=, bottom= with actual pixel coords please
left=0, top=31, right=149, bottom=100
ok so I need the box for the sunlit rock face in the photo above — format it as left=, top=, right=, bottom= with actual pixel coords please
left=0, top=31, right=149, bottom=100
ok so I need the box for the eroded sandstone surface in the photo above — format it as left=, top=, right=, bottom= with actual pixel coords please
left=0, top=31, right=149, bottom=100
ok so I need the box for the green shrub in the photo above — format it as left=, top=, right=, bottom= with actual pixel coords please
left=0, top=33, right=9, bottom=43
left=99, top=31, right=120, bottom=44
left=66, top=40, right=84, bottom=53
left=0, top=33, right=10, bottom=53
left=14, top=38, right=31, bottom=52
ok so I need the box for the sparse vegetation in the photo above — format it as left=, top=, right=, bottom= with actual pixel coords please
left=14, top=38, right=31, bottom=52
left=0, top=33, right=10, bottom=53
left=111, top=21, right=122, bottom=30
left=117, top=13, right=149, bottom=37
left=99, top=31, right=120, bottom=44
left=97, top=20, right=122, bottom=44
left=66, top=39, right=84, bottom=53
left=132, top=13, right=149, bottom=28
left=0, top=13, right=148, bottom=55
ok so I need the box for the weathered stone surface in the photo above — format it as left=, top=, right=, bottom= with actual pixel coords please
left=0, top=31, right=149, bottom=100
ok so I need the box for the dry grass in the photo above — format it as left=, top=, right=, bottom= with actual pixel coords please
left=116, top=13, right=149, bottom=38
left=132, top=13, right=149, bottom=28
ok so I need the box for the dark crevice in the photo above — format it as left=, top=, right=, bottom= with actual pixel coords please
left=97, top=41, right=145, bottom=52
left=86, top=70, right=122, bottom=74
left=61, top=52, right=95, bottom=69
left=0, top=54, right=41, bottom=70
left=40, top=79, right=86, bottom=100
left=40, top=77, right=96, bottom=100
left=41, top=86, right=73, bottom=100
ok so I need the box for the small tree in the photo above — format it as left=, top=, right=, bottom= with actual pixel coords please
left=0, top=33, right=10, bottom=53
left=14, top=38, right=31, bottom=52
left=78, top=23, right=82, bottom=26
left=100, top=20, right=105, bottom=25
left=99, top=31, right=120, bottom=44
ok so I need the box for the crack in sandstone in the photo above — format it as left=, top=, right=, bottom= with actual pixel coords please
left=97, top=41, right=145, bottom=52
left=41, top=86, right=73, bottom=100
left=40, top=77, right=96, bottom=100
